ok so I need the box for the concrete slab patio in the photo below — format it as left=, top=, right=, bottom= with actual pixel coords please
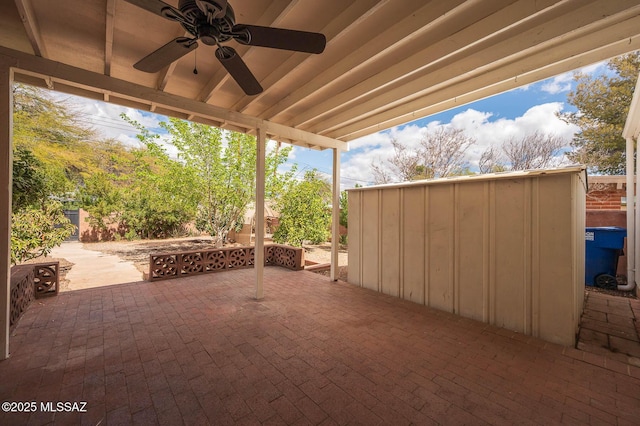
left=1, top=268, right=640, bottom=425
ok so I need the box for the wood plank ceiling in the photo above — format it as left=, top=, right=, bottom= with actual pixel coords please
left=1, top=0, right=640, bottom=149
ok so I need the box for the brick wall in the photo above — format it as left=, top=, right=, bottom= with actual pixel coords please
left=586, top=176, right=628, bottom=210
left=586, top=186, right=625, bottom=210
left=585, top=177, right=631, bottom=277
left=78, top=209, right=126, bottom=242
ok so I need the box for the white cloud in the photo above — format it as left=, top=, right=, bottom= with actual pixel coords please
left=282, top=143, right=297, bottom=160
left=540, top=72, right=573, bottom=94
left=347, top=130, right=394, bottom=150
left=515, top=83, right=531, bottom=92
left=51, top=92, right=166, bottom=146
left=538, top=61, right=607, bottom=95
left=341, top=102, right=579, bottom=187
left=579, top=61, right=606, bottom=75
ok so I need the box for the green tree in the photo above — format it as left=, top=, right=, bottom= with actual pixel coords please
left=11, top=149, right=75, bottom=264
left=11, top=200, right=75, bottom=265
left=273, top=170, right=331, bottom=247
left=13, top=84, right=96, bottom=195
left=13, top=84, right=93, bottom=145
left=79, top=171, right=123, bottom=233
left=561, top=53, right=640, bottom=174
left=339, top=190, right=348, bottom=229
left=11, top=85, right=78, bottom=262
left=337, top=183, right=361, bottom=245
left=12, top=147, right=47, bottom=211
left=116, top=116, right=199, bottom=239
left=338, top=190, right=349, bottom=245
left=161, top=118, right=292, bottom=246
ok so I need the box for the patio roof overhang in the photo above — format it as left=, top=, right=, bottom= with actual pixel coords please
left=1, top=0, right=640, bottom=146
left=3, top=0, right=640, bottom=360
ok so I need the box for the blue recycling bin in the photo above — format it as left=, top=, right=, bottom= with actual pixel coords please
left=585, top=226, right=626, bottom=287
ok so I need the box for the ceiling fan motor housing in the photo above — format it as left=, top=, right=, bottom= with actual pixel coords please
left=199, top=26, right=220, bottom=45
left=178, top=0, right=235, bottom=43
left=177, top=0, right=202, bottom=23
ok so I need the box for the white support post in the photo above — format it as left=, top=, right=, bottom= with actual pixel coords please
left=330, top=148, right=341, bottom=281
left=625, top=138, right=635, bottom=287
left=636, top=137, right=640, bottom=290
left=0, top=62, right=13, bottom=360
left=622, top=72, right=640, bottom=291
left=255, top=127, right=266, bottom=299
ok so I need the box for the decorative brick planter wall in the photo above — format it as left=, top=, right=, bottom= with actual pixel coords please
left=33, top=262, right=60, bottom=298
left=148, top=244, right=304, bottom=281
left=9, top=262, right=59, bottom=331
left=9, top=266, right=34, bottom=331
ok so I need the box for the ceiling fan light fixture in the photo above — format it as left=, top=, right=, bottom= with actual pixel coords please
left=198, top=26, right=220, bottom=46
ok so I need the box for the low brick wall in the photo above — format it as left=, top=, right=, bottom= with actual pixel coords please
left=9, top=262, right=60, bottom=330
left=148, top=244, right=304, bottom=281
left=10, top=266, right=34, bottom=331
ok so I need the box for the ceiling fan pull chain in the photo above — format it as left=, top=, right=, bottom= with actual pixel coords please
left=193, top=49, right=198, bottom=75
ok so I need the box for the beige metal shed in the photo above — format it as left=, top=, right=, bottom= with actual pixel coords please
left=348, top=167, right=587, bottom=346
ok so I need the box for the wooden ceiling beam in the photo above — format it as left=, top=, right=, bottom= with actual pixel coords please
left=13, top=0, right=47, bottom=57
left=331, top=21, right=640, bottom=141
left=312, top=0, right=640, bottom=136
left=233, top=0, right=386, bottom=113
left=257, top=0, right=469, bottom=121
left=157, top=61, right=178, bottom=91
left=0, top=45, right=347, bottom=151
left=290, top=0, right=559, bottom=129
left=104, top=0, right=116, bottom=76
left=157, top=29, right=191, bottom=91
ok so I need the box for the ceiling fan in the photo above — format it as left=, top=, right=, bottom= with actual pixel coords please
left=125, top=0, right=326, bottom=95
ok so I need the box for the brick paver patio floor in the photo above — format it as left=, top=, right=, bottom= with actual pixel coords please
left=578, top=291, right=640, bottom=361
left=1, top=268, right=640, bottom=425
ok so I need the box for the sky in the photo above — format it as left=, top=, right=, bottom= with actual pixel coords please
left=58, top=61, right=609, bottom=189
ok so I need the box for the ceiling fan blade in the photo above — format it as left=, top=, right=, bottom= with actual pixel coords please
left=134, top=38, right=198, bottom=73
left=233, top=24, right=326, bottom=54
left=215, top=47, right=263, bottom=96
left=125, top=0, right=175, bottom=18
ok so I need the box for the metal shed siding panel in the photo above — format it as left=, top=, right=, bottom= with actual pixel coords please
left=427, top=185, right=455, bottom=313
left=456, top=182, right=487, bottom=322
left=361, top=190, right=380, bottom=291
left=493, top=179, right=527, bottom=333
left=347, top=190, right=361, bottom=286
left=402, top=186, right=425, bottom=304
left=537, top=174, right=575, bottom=342
left=381, top=189, right=400, bottom=297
